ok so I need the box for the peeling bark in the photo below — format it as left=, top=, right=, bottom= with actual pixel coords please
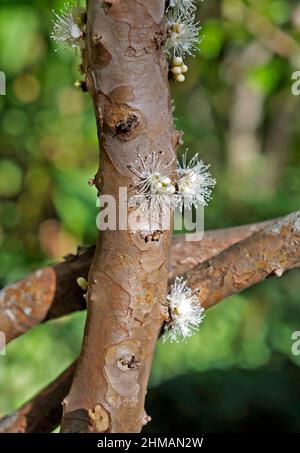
left=1, top=213, right=299, bottom=433
left=0, top=219, right=285, bottom=344
left=169, top=219, right=277, bottom=277
left=60, top=0, right=176, bottom=433
left=0, top=247, right=93, bottom=343
left=184, top=211, right=300, bottom=309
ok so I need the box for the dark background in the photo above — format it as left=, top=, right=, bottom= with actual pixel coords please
left=0, top=0, right=300, bottom=432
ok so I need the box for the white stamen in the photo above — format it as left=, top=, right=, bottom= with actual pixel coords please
left=176, top=151, right=216, bottom=210
left=51, top=2, right=84, bottom=52
left=128, top=152, right=177, bottom=218
left=163, top=277, right=205, bottom=343
left=165, top=9, right=201, bottom=58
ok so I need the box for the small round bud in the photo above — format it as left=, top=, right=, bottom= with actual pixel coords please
left=76, top=276, right=88, bottom=291
left=181, top=64, right=188, bottom=73
left=152, top=181, right=163, bottom=190
left=172, top=66, right=182, bottom=75
left=166, top=184, right=176, bottom=194
left=176, top=74, right=185, bottom=83
left=173, top=56, right=183, bottom=66
left=160, top=176, right=172, bottom=185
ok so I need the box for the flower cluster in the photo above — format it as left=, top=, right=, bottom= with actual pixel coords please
left=165, top=1, right=203, bottom=82
left=51, top=2, right=85, bottom=52
left=128, top=152, right=177, bottom=218
left=176, top=152, right=216, bottom=211
left=171, top=56, right=188, bottom=83
left=129, top=151, right=215, bottom=218
left=165, top=10, right=200, bottom=58
left=163, top=277, right=205, bottom=343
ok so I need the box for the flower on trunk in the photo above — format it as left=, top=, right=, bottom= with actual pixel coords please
left=51, top=2, right=84, bottom=51
left=128, top=152, right=177, bottom=218
left=165, top=9, right=201, bottom=58
left=176, top=152, right=216, bottom=210
left=163, top=277, right=205, bottom=343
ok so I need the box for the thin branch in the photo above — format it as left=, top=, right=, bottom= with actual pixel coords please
left=0, top=362, right=76, bottom=433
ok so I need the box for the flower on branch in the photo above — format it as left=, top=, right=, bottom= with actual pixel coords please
left=176, top=152, right=216, bottom=211
left=128, top=152, right=177, bottom=219
left=51, top=2, right=85, bottom=51
left=163, top=277, right=205, bottom=343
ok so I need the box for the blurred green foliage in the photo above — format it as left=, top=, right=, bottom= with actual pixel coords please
left=0, top=0, right=300, bottom=431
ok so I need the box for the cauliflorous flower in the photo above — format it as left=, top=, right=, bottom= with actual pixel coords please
left=165, top=9, right=201, bottom=58
left=176, top=152, right=216, bottom=210
left=51, top=2, right=84, bottom=51
left=128, top=152, right=177, bottom=217
left=163, top=277, right=205, bottom=343
left=168, top=0, right=197, bottom=14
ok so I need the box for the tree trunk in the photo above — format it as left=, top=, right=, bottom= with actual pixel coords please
left=61, top=0, right=177, bottom=433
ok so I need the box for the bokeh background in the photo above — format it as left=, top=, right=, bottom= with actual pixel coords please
left=1, top=0, right=300, bottom=432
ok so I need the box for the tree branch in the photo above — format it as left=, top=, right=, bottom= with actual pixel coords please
left=169, top=218, right=276, bottom=277
left=0, top=362, right=76, bottom=433
left=1, top=212, right=299, bottom=433
left=0, top=220, right=275, bottom=344
left=183, top=211, right=300, bottom=309
left=0, top=247, right=93, bottom=343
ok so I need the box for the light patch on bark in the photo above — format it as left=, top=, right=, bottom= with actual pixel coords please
left=104, top=340, right=141, bottom=408
left=268, top=211, right=300, bottom=235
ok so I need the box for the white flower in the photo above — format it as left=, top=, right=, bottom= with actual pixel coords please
left=176, top=152, right=216, bottom=210
left=128, top=152, right=177, bottom=218
left=168, top=0, right=197, bottom=15
left=165, top=9, right=201, bottom=57
left=51, top=2, right=84, bottom=51
left=163, top=277, right=205, bottom=343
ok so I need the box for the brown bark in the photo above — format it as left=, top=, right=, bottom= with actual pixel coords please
left=0, top=221, right=273, bottom=344
left=183, top=211, right=300, bottom=309
left=169, top=219, right=276, bottom=277
left=1, top=212, right=299, bottom=433
left=60, top=0, right=176, bottom=433
left=0, top=247, right=92, bottom=343
left=1, top=217, right=295, bottom=345
left=0, top=362, right=76, bottom=433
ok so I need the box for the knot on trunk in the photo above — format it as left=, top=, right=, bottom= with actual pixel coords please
left=104, top=102, right=142, bottom=141
left=88, top=405, right=110, bottom=433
